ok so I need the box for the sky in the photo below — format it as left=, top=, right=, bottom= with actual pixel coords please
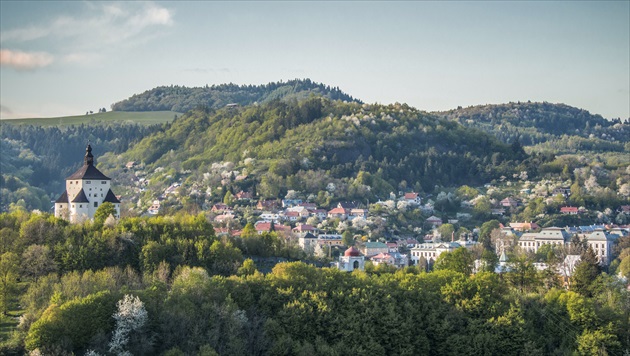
left=1, top=1, right=628, bottom=120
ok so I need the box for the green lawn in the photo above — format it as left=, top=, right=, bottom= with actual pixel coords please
left=1, top=111, right=180, bottom=126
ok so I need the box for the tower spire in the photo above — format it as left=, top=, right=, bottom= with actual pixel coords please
left=84, top=143, right=94, bottom=166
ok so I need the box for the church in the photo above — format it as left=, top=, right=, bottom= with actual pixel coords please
left=54, top=144, right=120, bottom=223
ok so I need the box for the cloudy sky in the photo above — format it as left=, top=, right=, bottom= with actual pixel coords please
left=1, top=1, right=628, bottom=119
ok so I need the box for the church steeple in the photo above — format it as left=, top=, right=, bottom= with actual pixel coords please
left=84, top=143, right=94, bottom=166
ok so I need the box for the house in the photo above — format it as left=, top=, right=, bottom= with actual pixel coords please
left=298, top=232, right=318, bottom=250
left=578, top=230, right=619, bottom=265
left=386, top=242, right=399, bottom=253
left=337, top=201, right=359, bottom=209
left=147, top=200, right=160, bottom=215
left=500, top=197, right=520, bottom=208
left=370, top=252, right=409, bottom=269
left=509, top=222, right=540, bottom=232
left=519, top=227, right=571, bottom=254
left=619, top=205, right=630, bottom=215
left=552, top=187, right=571, bottom=197
left=362, top=241, right=389, bottom=256
left=54, top=144, right=120, bottom=223
left=254, top=221, right=291, bottom=235
left=259, top=212, right=281, bottom=222
left=211, top=203, right=229, bottom=213
left=560, top=206, right=579, bottom=215
left=317, top=234, right=344, bottom=247
left=403, top=192, right=421, bottom=205
left=282, top=199, right=303, bottom=208
left=348, top=209, right=368, bottom=220
left=426, top=216, right=442, bottom=226
left=410, top=242, right=463, bottom=266
left=257, top=200, right=279, bottom=211
left=311, top=209, right=328, bottom=221
left=125, top=161, right=137, bottom=169
left=214, top=212, right=235, bottom=223
left=284, top=211, right=300, bottom=222
left=491, top=208, right=506, bottom=216
left=235, top=191, right=252, bottom=200
left=293, top=224, right=316, bottom=234
left=328, top=207, right=349, bottom=220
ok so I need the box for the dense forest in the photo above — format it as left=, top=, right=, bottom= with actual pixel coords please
left=437, top=102, right=630, bottom=153
left=101, top=98, right=532, bottom=203
left=110, top=79, right=361, bottom=113
left=0, top=123, right=161, bottom=211
left=1, top=210, right=628, bottom=355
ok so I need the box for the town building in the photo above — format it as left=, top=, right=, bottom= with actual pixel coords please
left=336, top=247, right=365, bottom=272
left=54, top=144, right=120, bottom=223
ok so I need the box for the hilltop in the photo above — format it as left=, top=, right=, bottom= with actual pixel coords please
left=110, top=79, right=361, bottom=113
left=99, top=97, right=530, bottom=205
left=436, top=102, right=629, bottom=154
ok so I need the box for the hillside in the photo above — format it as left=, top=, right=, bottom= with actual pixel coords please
left=99, top=98, right=532, bottom=205
left=437, top=102, right=630, bottom=154
left=110, top=79, right=361, bottom=113
left=1, top=111, right=179, bottom=126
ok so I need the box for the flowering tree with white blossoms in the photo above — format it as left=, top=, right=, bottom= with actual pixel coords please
left=109, top=294, right=148, bottom=356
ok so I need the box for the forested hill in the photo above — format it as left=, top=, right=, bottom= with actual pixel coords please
left=110, top=79, right=361, bottom=113
left=436, top=102, right=629, bottom=152
left=102, top=98, right=533, bottom=200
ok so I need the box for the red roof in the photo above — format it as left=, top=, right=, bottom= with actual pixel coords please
left=561, top=206, right=578, bottom=213
left=344, top=247, right=361, bottom=257
left=328, top=207, right=348, bottom=215
left=404, top=192, right=418, bottom=199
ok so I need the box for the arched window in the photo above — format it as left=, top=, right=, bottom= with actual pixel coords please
left=353, top=260, right=360, bottom=270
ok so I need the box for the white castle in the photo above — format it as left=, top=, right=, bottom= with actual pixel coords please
left=54, top=144, right=120, bottom=223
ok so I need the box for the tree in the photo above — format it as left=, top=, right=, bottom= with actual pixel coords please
left=572, top=246, right=601, bottom=297
left=434, top=248, right=474, bottom=275
left=437, top=223, right=455, bottom=242
left=479, top=220, right=500, bottom=248
left=342, top=231, right=354, bottom=247
left=109, top=294, right=150, bottom=355
left=0, top=252, right=19, bottom=315
left=21, top=244, right=57, bottom=280
left=237, top=258, right=257, bottom=277
left=94, top=202, right=117, bottom=226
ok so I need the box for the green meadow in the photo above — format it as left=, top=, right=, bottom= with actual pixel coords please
left=1, top=111, right=180, bottom=126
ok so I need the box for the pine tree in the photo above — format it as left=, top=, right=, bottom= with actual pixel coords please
left=571, top=246, right=601, bottom=297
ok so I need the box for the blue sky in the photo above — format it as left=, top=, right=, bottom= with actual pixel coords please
left=1, top=1, right=628, bottom=119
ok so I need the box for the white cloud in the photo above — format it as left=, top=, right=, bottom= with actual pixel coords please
left=1, top=2, right=174, bottom=64
left=0, top=49, right=54, bottom=70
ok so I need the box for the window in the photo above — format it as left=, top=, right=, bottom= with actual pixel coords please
left=94, top=202, right=98, bottom=208
left=70, top=181, right=73, bottom=184
left=76, top=181, right=78, bottom=184
left=101, top=194, right=103, bottom=197
left=86, top=181, right=91, bottom=184
left=79, top=204, right=82, bottom=208
left=101, top=181, right=106, bottom=184
left=72, top=204, right=75, bottom=208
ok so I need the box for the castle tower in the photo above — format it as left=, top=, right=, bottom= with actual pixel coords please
left=54, top=144, right=120, bottom=223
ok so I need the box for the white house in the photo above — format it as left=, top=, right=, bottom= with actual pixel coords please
left=55, top=144, right=120, bottom=223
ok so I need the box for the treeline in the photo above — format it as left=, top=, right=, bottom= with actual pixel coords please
left=110, top=79, right=361, bottom=113
left=439, top=102, right=629, bottom=149
left=1, top=211, right=628, bottom=355
left=106, top=99, right=535, bottom=202
left=0, top=123, right=162, bottom=211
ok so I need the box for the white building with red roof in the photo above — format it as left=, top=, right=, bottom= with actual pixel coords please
left=336, top=247, right=365, bottom=272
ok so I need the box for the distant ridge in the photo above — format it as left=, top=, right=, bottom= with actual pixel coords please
left=111, top=79, right=361, bottom=113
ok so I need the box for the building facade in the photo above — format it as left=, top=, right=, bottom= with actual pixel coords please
left=54, top=144, right=120, bottom=223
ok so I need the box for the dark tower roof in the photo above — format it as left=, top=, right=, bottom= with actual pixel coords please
left=71, top=189, right=90, bottom=203
left=103, top=189, right=121, bottom=204
left=66, top=144, right=111, bottom=180
left=84, top=144, right=94, bottom=166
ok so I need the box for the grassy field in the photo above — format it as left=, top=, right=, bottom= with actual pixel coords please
left=1, top=111, right=180, bottom=126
